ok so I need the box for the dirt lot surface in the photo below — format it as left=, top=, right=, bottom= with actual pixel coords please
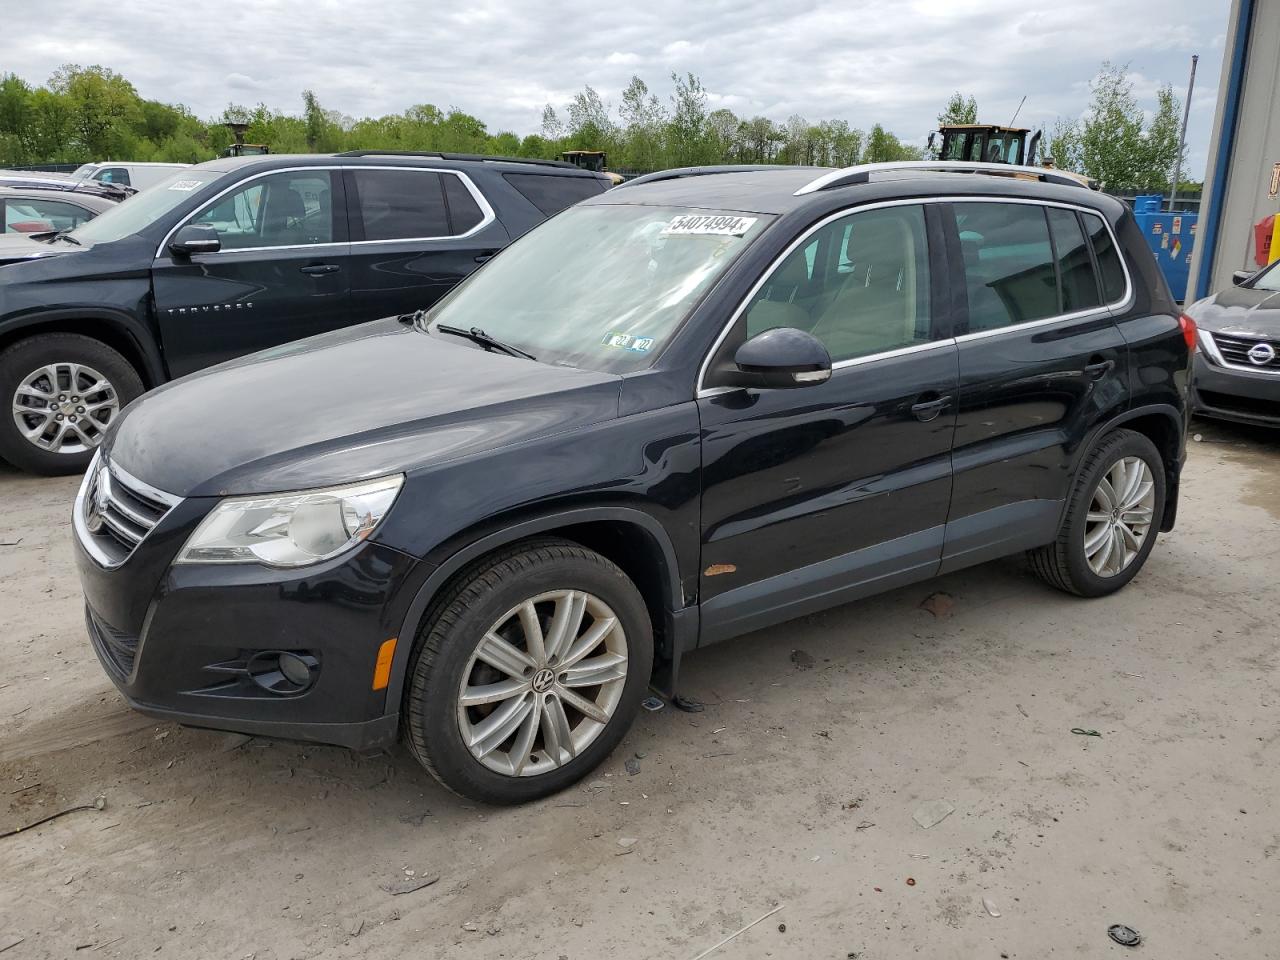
left=1, top=419, right=1277, bottom=960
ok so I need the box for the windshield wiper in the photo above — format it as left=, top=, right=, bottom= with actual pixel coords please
left=49, top=231, right=81, bottom=246
left=434, top=323, right=536, bottom=361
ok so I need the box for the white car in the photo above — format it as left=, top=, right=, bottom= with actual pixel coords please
left=71, top=161, right=191, bottom=192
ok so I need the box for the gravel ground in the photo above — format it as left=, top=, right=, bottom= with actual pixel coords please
left=0, top=418, right=1277, bottom=960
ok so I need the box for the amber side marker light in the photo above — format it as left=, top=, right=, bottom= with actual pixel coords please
left=373, top=637, right=398, bottom=691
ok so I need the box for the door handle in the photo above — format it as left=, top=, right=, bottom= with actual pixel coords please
left=473, top=251, right=497, bottom=264
left=910, top=394, right=953, bottom=422
left=1084, top=357, right=1115, bottom=380
left=300, top=263, right=341, bottom=276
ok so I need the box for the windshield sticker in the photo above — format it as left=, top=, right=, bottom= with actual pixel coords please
left=601, top=332, right=656, bottom=352
left=167, top=180, right=203, bottom=192
left=661, top=215, right=758, bottom=238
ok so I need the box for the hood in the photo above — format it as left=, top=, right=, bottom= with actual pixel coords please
left=106, top=319, right=622, bottom=498
left=1186, top=284, right=1280, bottom=338
left=0, top=232, right=74, bottom=267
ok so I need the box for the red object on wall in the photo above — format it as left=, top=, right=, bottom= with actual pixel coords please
left=1256, top=215, right=1276, bottom=266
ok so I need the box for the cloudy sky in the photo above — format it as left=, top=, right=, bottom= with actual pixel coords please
left=6, top=0, right=1230, bottom=176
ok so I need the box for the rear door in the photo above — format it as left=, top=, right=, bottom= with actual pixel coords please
left=697, top=202, right=960, bottom=644
left=344, top=166, right=509, bottom=321
left=152, top=168, right=350, bottom=377
left=941, top=199, right=1130, bottom=572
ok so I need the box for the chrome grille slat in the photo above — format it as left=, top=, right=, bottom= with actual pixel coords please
left=1209, top=332, right=1280, bottom=371
left=75, top=455, right=180, bottom=568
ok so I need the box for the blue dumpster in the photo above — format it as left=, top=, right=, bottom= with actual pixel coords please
left=1131, top=194, right=1197, bottom=301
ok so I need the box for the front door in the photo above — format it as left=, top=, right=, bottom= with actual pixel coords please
left=941, top=200, right=1130, bottom=572
left=152, top=168, right=350, bottom=378
left=697, top=202, right=959, bottom=644
left=343, top=167, right=510, bottom=322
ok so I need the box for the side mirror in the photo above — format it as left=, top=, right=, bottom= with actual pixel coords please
left=730, top=327, right=832, bottom=389
left=169, top=223, right=221, bottom=257
left=1232, top=269, right=1254, bottom=287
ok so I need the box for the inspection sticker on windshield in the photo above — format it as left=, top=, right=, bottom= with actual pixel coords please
left=601, top=332, right=656, bottom=352
left=167, top=180, right=203, bottom=192
left=661, top=214, right=758, bottom=237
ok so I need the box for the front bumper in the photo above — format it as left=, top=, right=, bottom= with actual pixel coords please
left=1190, top=351, right=1280, bottom=427
left=74, top=483, right=426, bottom=751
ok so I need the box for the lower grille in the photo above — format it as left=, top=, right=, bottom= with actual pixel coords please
left=1208, top=332, right=1280, bottom=372
left=1197, top=389, right=1280, bottom=419
left=86, top=608, right=140, bottom=679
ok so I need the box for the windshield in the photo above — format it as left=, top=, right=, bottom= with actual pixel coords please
left=69, top=169, right=226, bottom=245
left=1252, top=260, right=1280, bottom=292
left=426, top=204, right=771, bottom=372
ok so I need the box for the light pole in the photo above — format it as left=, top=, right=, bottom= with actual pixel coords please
left=1169, top=54, right=1199, bottom=212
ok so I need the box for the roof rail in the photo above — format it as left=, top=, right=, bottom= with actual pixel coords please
left=334, top=150, right=581, bottom=170
left=616, top=164, right=810, bottom=189
left=793, top=161, right=1091, bottom=195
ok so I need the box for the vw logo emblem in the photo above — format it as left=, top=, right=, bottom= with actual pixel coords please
left=84, top=468, right=110, bottom=533
left=1247, top=341, right=1276, bottom=365
left=531, top=667, right=556, bottom=694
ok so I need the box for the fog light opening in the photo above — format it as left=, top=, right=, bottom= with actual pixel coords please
left=247, top=650, right=318, bottom=695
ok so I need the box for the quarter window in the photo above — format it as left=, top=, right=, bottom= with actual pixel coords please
left=503, top=173, right=607, bottom=216
left=1047, top=208, right=1102, bottom=312
left=955, top=203, right=1058, bottom=332
left=94, top=167, right=130, bottom=186
left=188, top=171, right=335, bottom=250
left=1082, top=212, right=1126, bottom=303
left=743, top=204, right=934, bottom=363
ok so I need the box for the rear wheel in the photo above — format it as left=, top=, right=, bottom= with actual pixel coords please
left=1028, top=429, right=1165, bottom=597
left=403, top=539, right=653, bottom=804
left=0, top=333, right=143, bottom=475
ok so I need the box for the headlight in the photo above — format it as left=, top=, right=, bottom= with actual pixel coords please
left=176, top=475, right=404, bottom=567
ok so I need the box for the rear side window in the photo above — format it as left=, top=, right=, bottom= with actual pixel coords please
left=955, top=202, right=1057, bottom=332
left=4, top=197, right=94, bottom=233
left=353, top=169, right=449, bottom=241
left=94, top=167, right=131, bottom=186
left=503, top=173, right=606, bottom=216
left=1082, top=212, right=1126, bottom=303
left=441, top=173, right=484, bottom=234
left=1047, top=208, right=1102, bottom=313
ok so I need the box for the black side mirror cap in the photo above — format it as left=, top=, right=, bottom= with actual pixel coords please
left=730, top=327, right=832, bottom=390
left=1232, top=269, right=1254, bottom=286
left=169, top=223, right=221, bottom=257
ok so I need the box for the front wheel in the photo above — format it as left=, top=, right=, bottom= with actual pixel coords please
left=1028, top=428, right=1166, bottom=597
left=0, top=333, right=143, bottom=475
left=403, top=539, right=653, bottom=804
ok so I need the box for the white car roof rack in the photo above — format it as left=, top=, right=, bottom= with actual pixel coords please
left=793, top=161, right=1089, bottom=195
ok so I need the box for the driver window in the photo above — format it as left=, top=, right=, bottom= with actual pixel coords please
left=744, top=205, right=934, bottom=363
left=187, top=171, right=334, bottom=250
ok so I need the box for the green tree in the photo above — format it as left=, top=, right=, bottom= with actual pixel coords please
left=49, top=64, right=141, bottom=158
left=566, top=85, right=615, bottom=151
left=1138, top=84, right=1183, bottom=190
left=1042, top=116, right=1082, bottom=171
left=619, top=76, right=666, bottom=169
left=1076, top=62, right=1146, bottom=187
left=937, top=92, right=978, bottom=126
left=862, top=124, right=921, bottom=162
left=667, top=72, right=711, bottom=165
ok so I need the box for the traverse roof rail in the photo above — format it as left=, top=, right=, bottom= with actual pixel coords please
left=334, top=150, right=580, bottom=169
left=616, top=164, right=810, bottom=189
left=794, top=161, right=1091, bottom=195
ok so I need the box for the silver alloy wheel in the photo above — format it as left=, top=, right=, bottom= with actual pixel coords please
left=1084, top=455, right=1156, bottom=577
left=12, top=362, right=119, bottom=455
left=456, top=589, right=628, bottom=777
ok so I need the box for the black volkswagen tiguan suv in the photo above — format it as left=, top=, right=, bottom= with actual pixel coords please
left=0, top=151, right=609, bottom=474
left=74, top=161, right=1193, bottom=804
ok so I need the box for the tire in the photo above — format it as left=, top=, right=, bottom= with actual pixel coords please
left=1028, top=428, right=1166, bottom=598
left=402, top=538, right=653, bottom=804
left=0, top=333, right=144, bottom=476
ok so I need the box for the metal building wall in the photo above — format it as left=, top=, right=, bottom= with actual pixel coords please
left=1188, top=0, right=1280, bottom=301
